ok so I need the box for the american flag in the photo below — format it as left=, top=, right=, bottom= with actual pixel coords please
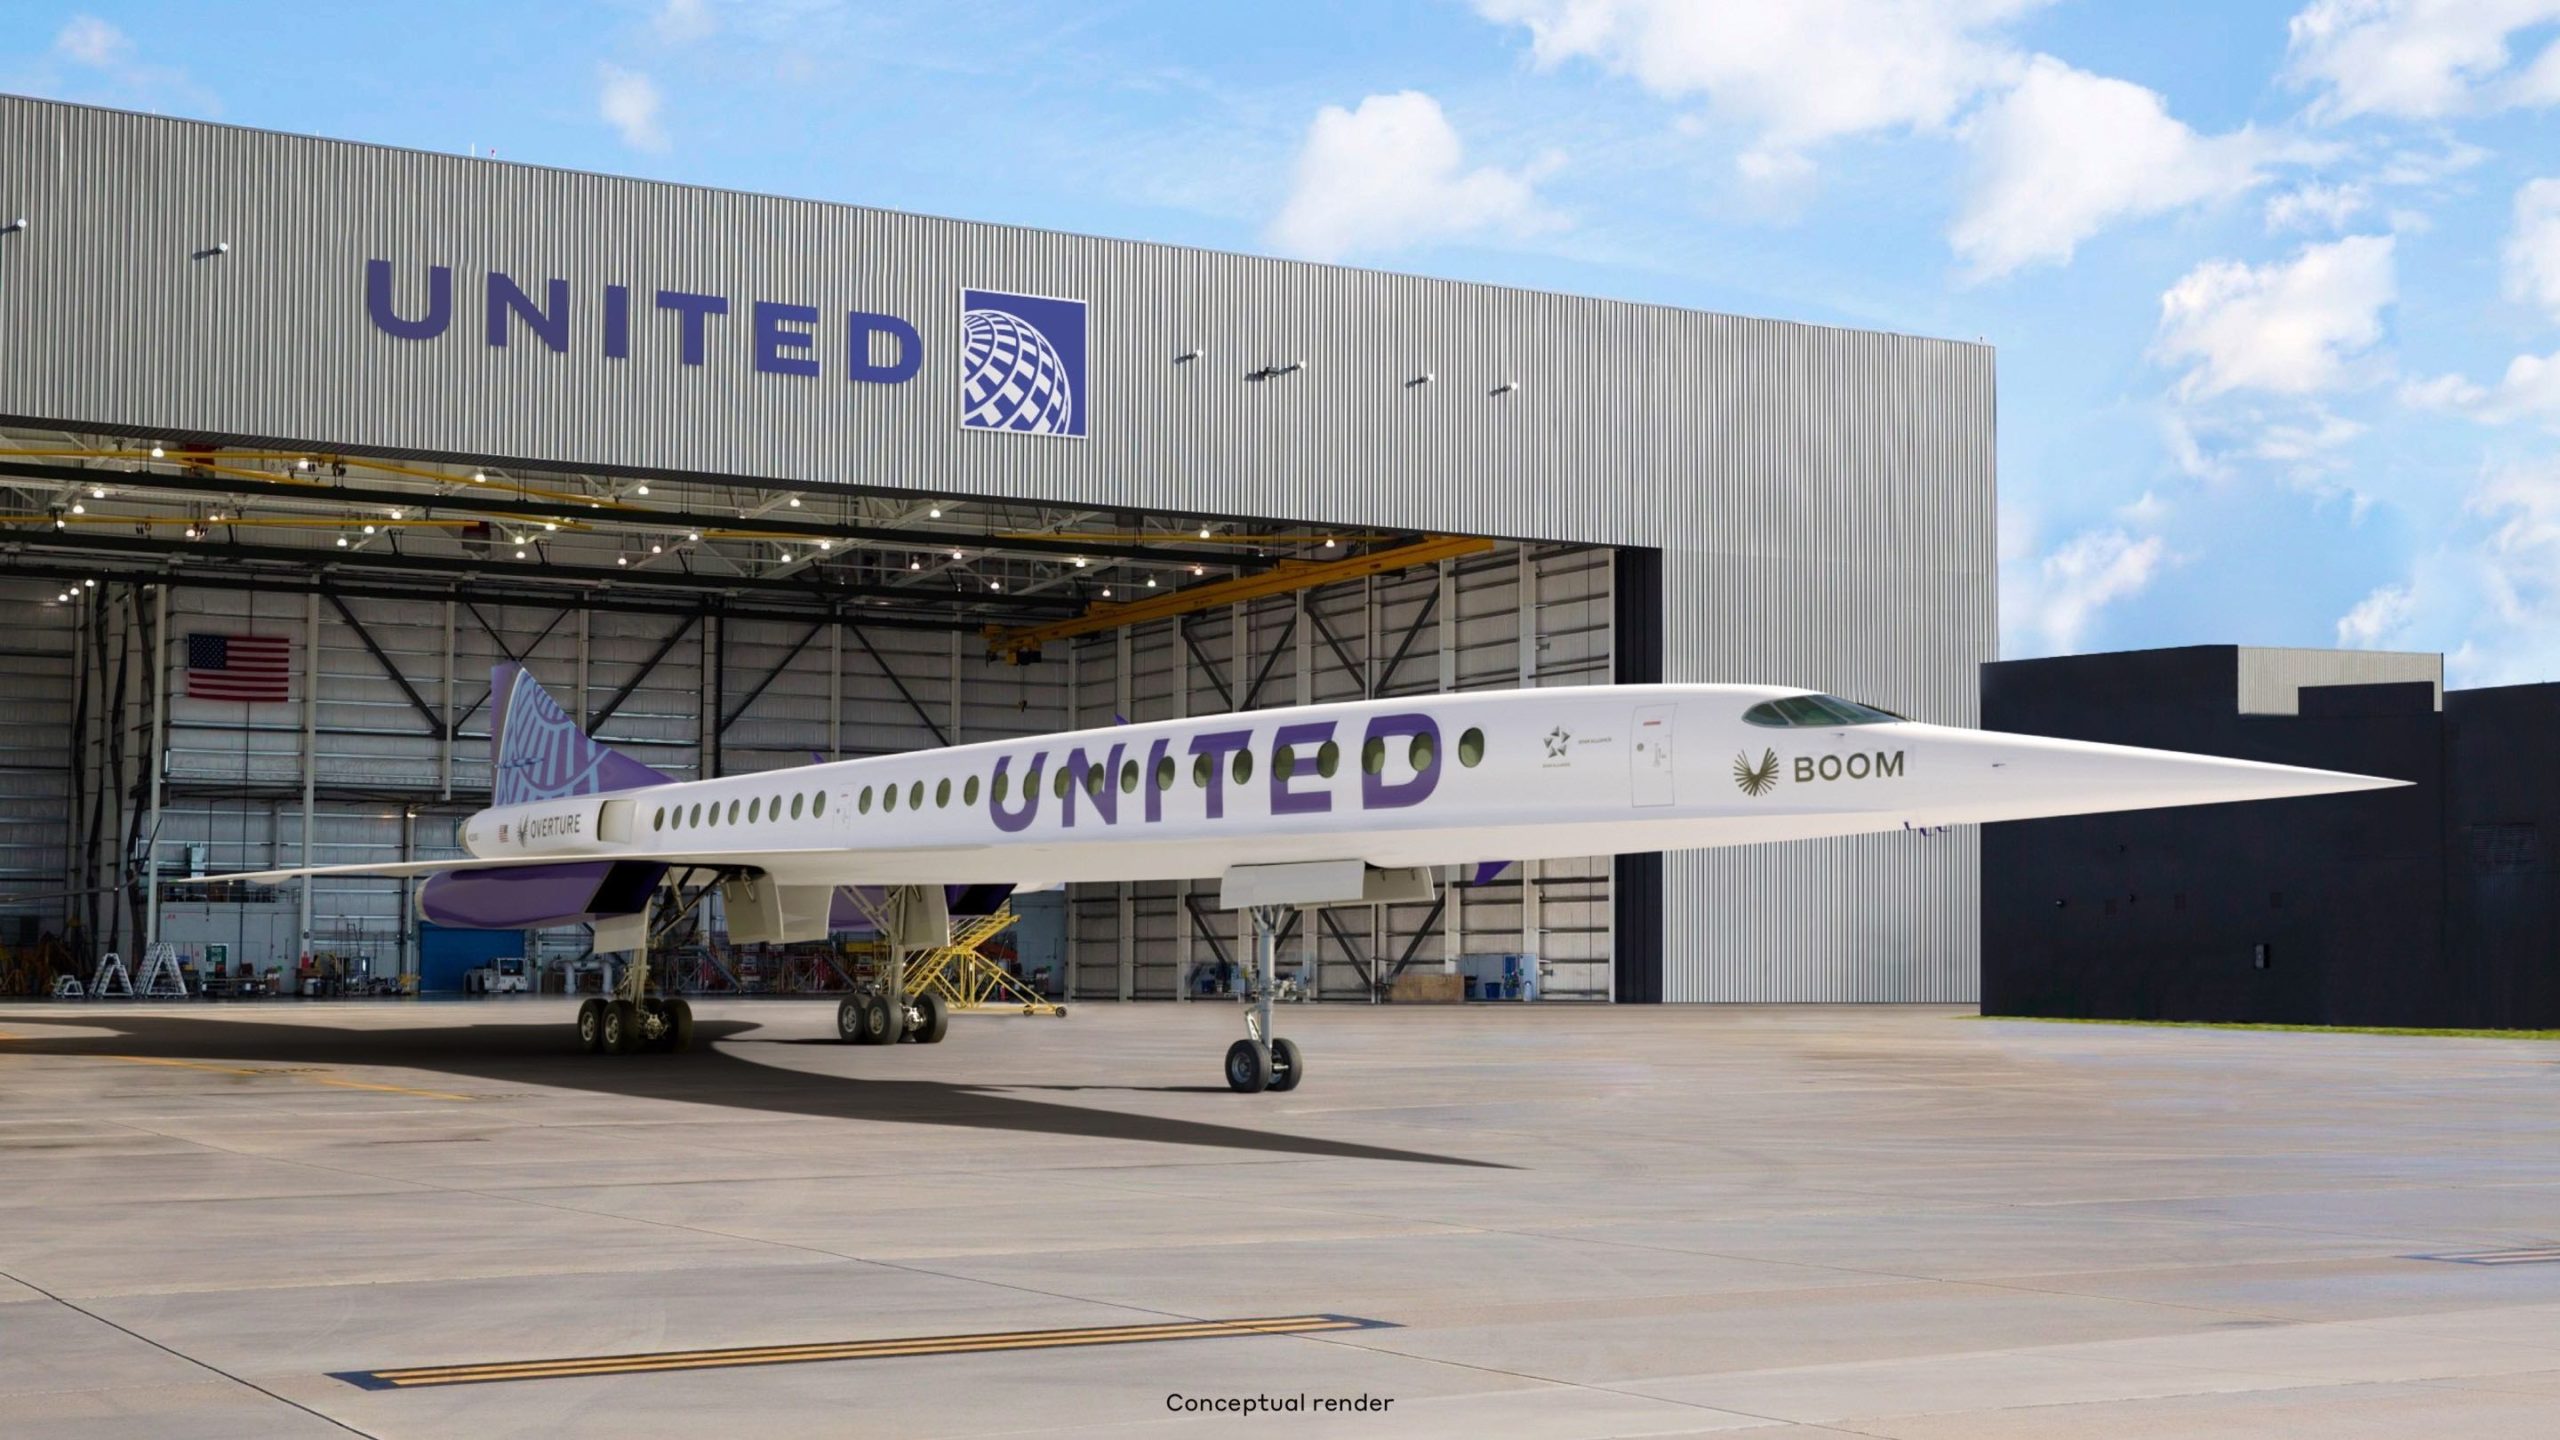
left=185, top=633, right=293, bottom=702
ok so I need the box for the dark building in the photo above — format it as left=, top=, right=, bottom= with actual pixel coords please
left=1983, top=645, right=2560, bottom=1030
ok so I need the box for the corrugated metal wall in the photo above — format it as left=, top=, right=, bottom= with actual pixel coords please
left=0, top=579, right=77, bottom=939
left=0, top=98, right=1996, bottom=1001
left=2237, top=646, right=2442, bottom=715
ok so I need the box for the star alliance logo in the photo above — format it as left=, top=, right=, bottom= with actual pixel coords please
left=1732, top=748, right=1780, bottom=797
left=1543, top=726, right=1571, bottom=758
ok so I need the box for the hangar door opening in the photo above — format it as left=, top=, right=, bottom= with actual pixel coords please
left=1056, top=543, right=1626, bottom=1003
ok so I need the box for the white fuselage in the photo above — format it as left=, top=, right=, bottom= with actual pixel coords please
left=451, top=684, right=2393, bottom=888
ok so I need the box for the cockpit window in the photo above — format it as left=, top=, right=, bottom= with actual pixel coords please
left=1742, top=694, right=1906, bottom=728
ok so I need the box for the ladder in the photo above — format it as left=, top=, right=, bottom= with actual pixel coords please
left=136, top=943, right=189, bottom=999
left=88, top=951, right=133, bottom=998
left=900, top=907, right=1063, bottom=1016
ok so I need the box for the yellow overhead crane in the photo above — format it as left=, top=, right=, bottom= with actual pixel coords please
left=983, top=533, right=1494, bottom=664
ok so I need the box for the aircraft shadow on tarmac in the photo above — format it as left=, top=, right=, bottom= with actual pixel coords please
left=0, top=1011, right=1509, bottom=1170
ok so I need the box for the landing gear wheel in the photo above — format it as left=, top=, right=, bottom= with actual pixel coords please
left=601, top=999, right=638, bottom=1055
left=665, top=997, right=694, bottom=1053
left=910, top=992, right=949, bottom=1045
left=1269, top=1037, right=1304, bottom=1092
left=847, top=993, right=905, bottom=1046
left=576, top=998, right=604, bottom=1053
left=1224, top=1038, right=1272, bottom=1094
left=836, top=996, right=863, bottom=1044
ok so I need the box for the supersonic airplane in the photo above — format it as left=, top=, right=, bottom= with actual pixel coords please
left=178, top=664, right=2403, bottom=1092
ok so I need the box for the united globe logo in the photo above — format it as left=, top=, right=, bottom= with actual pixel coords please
left=959, top=288, right=1088, bottom=438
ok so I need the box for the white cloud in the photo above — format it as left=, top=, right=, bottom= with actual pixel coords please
left=653, top=0, right=715, bottom=43
left=2154, top=235, right=2397, bottom=399
left=1474, top=0, right=2042, bottom=176
left=1952, top=57, right=2270, bottom=276
left=2503, top=177, right=2560, bottom=321
left=54, top=15, right=129, bottom=66
left=2253, top=407, right=2369, bottom=465
left=2007, top=525, right=2169, bottom=655
left=2285, top=0, right=2560, bottom=120
left=2403, top=347, right=2560, bottom=424
left=2467, top=459, right=2560, bottom=633
left=1267, top=91, right=1559, bottom=262
left=598, top=65, right=669, bottom=153
left=2266, top=179, right=2370, bottom=232
left=2336, top=581, right=2417, bottom=647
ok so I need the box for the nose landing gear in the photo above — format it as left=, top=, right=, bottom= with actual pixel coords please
left=1224, top=905, right=1304, bottom=1093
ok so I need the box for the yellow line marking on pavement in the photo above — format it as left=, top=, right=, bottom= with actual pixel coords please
left=94, top=1054, right=473, bottom=1101
left=337, top=1314, right=1393, bottom=1389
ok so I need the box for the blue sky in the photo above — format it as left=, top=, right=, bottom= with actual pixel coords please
left=9, top=1, right=2560, bottom=682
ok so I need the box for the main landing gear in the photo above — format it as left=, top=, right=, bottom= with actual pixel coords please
left=1225, top=905, right=1304, bottom=1094
left=572, top=877, right=706, bottom=1056
left=577, top=994, right=694, bottom=1055
left=837, top=987, right=950, bottom=1046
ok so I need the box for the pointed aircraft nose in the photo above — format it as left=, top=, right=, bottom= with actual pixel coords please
left=1938, top=727, right=2407, bottom=823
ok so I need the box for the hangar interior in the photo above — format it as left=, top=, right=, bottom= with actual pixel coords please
left=0, top=427, right=1618, bottom=999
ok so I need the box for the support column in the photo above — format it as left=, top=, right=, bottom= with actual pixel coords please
left=142, top=585, right=170, bottom=949
left=437, top=601, right=456, bottom=802
left=1518, top=550, right=1540, bottom=961
left=828, top=618, right=843, bottom=759
left=575, top=605, right=591, bottom=727
left=1175, top=621, right=1191, bottom=1002
left=1440, top=558, right=1461, bottom=976
left=949, top=630, right=963, bottom=747
left=1116, top=626, right=1134, bottom=1001
left=295, top=591, right=319, bottom=964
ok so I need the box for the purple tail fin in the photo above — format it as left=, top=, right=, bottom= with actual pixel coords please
left=488, top=664, right=676, bottom=805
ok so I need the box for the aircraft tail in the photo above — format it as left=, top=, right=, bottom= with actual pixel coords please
left=488, top=664, right=677, bottom=805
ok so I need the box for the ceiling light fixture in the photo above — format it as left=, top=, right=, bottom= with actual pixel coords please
left=149, top=445, right=164, bottom=459
left=786, top=496, right=801, bottom=508
left=472, top=471, right=486, bottom=483
left=634, top=484, right=650, bottom=496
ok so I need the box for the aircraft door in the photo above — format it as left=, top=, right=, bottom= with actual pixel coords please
left=1631, top=704, right=1677, bottom=807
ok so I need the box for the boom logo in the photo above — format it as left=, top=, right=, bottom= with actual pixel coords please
left=1732, top=748, right=1780, bottom=796
left=960, top=289, right=1087, bottom=438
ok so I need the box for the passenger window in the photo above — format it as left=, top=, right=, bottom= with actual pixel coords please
left=1275, top=746, right=1296, bottom=781
left=1155, top=756, right=1176, bottom=791
left=770, top=794, right=782, bottom=821
left=727, top=799, right=740, bottom=825
left=993, top=770, right=1010, bottom=803
left=1119, top=760, right=1138, bottom=793
left=1231, top=749, right=1253, bottom=784
left=1458, top=728, right=1485, bottom=766
left=884, top=784, right=898, bottom=812
left=964, top=775, right=980, bottom=805
left=708, top=802, right=722, bottom=828
left=858, top=786, right=872, bottom=814
left=748, top=798, right=762, bottom=823
left=1087, top=766, right=1104, bottom=797
left=1317, top=740, right=1340, bottom=777
left=936, top=778, right=951, bottom=808
left=1362, top=737, right=1385, bottom=774
left=1409, top=734, right=1436, bottom=771
left=1053, top=766, right=1070, bottom=799
left=652, top=807, right=665, bottom=831
left=689, top=803, right=702, bottom=826
left=813, top=790, right=826, bottom=817
left=907, top=780, right=923, bottom=810
left=1193, top=754, right=1212, bottom=788
left=790, top=794, right=804, bottom=820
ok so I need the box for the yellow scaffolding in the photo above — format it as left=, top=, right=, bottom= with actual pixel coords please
left=899, top=907, right=1066, bottom=1016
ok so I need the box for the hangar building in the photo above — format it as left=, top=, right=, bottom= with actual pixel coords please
left=0, top=96, right=1993, bottom=1003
